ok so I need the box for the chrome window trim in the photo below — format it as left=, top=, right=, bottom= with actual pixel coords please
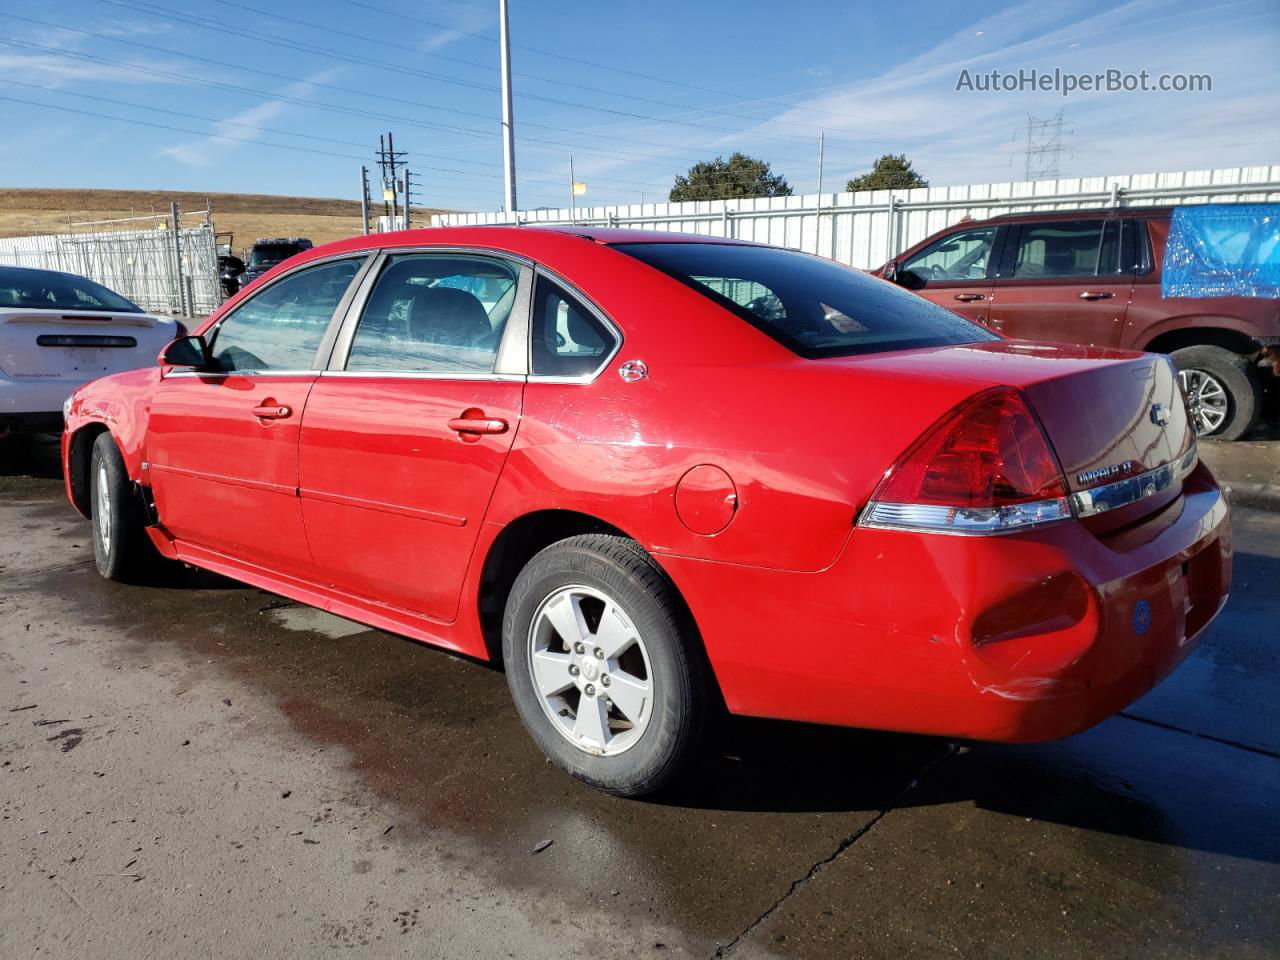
left=164, top=369, right=319, bottom=379
left=1070, top=445, right=1199, bottom=518
left=527, top=267, right=623, bottom=385
left=318, top=371, right=526, bottom=383
left=201, top=252, right=373, bottom=375
left=326, top=250, right=532, bottom=380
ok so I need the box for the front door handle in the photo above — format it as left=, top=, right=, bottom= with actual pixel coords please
left=953, top=293, right=985, bottom=302
left=252, top=402, right=292, bottom=420
left=448, top=412, right=509, bottom=436
left=1079, top=290, right=1114, bottom=300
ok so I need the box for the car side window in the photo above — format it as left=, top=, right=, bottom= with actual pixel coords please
left=345, top=254, right=517, bottom=374
left=210, top=258, right=362, bottom=372
left=900, top=228, right=996, bottom=284
left=1011, top=220, right=1111, bottom=278
left=530, top=277, right=617, bottom=378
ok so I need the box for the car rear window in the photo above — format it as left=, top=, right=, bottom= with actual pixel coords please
left=614, top=242, right=996, bottom=358
left=0, top=266, right=143, bottom=313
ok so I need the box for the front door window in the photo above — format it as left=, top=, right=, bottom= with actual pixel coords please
left=209, top=258, right=363, bottom=372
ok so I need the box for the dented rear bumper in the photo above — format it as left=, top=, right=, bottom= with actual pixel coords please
left=659, top=463, right=1231, bottom=742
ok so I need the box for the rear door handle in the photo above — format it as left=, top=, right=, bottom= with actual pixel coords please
left=252, top=402, right=292, bottom=420
left=1079, top=290, right=1114, bottom=300
left=953, top=293, right=985, bottom=302
left=448, top=416, right=509, bottom=436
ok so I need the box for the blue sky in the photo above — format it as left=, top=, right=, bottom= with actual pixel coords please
left=1, top=0, right=1277, bottom=212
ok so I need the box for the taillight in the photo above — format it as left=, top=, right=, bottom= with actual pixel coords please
left=860, top=387, right=1071, bottom=535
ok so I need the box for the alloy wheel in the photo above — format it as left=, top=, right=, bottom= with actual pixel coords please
left=96, top=461, right=112, bottom=555
left=1178, top=367, right=1229, bottom=435
left=527, top=584, right=653, bottom=756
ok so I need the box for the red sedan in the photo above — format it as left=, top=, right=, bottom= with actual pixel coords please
left=61, top=227, right=1231, bottom=796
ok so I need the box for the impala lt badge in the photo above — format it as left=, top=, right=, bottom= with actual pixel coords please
left=1077, top=461, right=1140, bottom=486
left=1150, top=402, right=1171, bottom=426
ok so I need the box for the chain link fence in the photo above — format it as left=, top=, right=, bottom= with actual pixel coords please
left=0, top=213, right=221, bottom=316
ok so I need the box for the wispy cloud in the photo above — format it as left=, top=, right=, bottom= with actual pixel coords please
left=421, top=0, right=494, bottom=51
left=737, top=0, right=1280, bottom=187
left=160, top=68, right=344, bottom=166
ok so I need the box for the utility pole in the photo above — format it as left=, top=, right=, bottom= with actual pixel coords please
left=569, top=154, right=576, bottom=224
left=359, top=165, right=371, bottom=235
left=374, top=133, right=408, bottom=229
left=498, top=0, right=518, bottom=214
left=402, top=166, right=412, bottom=229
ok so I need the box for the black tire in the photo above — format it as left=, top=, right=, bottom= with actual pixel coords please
left=1170, top=345, right=1261, bottom=442
left=90, top=433, right=159, bottom=583
left=502, top=534, right=707, bottom=797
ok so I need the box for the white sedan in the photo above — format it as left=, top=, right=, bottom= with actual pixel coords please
left=0, top=266, right=181, bottom=436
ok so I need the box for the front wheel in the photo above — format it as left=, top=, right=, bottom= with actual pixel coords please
left=502, top=535, right=708, bottom=797
left=1170, top=345, right=1262, bottom=441
left=90, top=433, right=160, bottom=583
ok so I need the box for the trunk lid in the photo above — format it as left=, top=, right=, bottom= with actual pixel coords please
left=0, top=310, right=171, bottom=381
left=835, top=339, right=1195, bottom=505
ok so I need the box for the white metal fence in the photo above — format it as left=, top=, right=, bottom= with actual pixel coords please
left=434, top=164, right=1280, bottom=269
left=0, top=223, right=221, bottom=316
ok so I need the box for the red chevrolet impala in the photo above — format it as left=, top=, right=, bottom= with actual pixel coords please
left=61, top=227, right=1231, bottom=795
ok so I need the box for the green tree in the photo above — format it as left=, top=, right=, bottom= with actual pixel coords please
left=669, top=153, right=792, bottom=201
left=846, top=154, right=929, bottom=192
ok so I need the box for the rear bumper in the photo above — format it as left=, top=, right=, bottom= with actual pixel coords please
left=660, top=463, right=1231, bottom=742
left=0, top=374, right=77, bottom=418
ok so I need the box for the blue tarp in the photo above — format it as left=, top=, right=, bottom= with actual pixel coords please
left=1162, top=203, right=1280, bottom=299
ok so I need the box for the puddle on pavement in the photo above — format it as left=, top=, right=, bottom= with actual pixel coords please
left=265, top=605, right=371, bottom=639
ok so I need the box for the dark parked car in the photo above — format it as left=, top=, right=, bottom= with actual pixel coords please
left=239, top=237, right=313, bottom=289
left=879, top=207, right=1280, bottom=439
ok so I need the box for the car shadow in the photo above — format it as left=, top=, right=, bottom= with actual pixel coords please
left=0, top=432, right=62, bottom=480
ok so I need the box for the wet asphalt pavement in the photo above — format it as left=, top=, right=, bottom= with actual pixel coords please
left=2, top=436, right=1277, bottom=958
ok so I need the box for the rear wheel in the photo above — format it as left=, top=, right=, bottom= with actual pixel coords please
left=1170, top=345, right=1261, bottom=441
left=502, top=535, right=707, bottom=796
left=90, top=433, right=159, bottom=582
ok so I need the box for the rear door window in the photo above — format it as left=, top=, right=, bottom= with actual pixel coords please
left=529, top=277, right=618, bottom=378
left=1011, top=220, right=1114, bottom=278
left=345, top=254, right=518, bottom=374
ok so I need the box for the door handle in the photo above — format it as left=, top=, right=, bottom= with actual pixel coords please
left=252, top=402, right=292, bottom=420
left=448, top=415, right=509, bottom=436
left=953, top=293, right=985, bottom=302
left=1079, top=291, right=1114, bottom=300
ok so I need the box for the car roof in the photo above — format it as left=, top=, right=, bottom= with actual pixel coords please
left=0, top=264, right=94, bottom=282
left=535, top=225, right=752, bottom=245
left=975, top=206, right=1175, bottom=224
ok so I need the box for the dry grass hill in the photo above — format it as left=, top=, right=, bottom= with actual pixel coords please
left=0, top=188, right=457, bottom=251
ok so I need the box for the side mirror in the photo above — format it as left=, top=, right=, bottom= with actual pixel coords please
left=159, top=335, right=210, bottom=369
left=896, top=269, right=926, bottom=291
left=881, top=260, right=898, bottom=282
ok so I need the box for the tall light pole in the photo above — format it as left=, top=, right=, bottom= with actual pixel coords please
left=499, top=0, right=518, bottom=215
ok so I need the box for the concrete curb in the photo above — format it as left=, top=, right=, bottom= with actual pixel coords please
left=1222, top=481, right=1280, bottom=513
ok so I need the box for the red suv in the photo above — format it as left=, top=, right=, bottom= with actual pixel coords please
left=881, top=207, right=1280, bottom=440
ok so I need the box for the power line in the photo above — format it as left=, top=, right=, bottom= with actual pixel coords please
left=65, top=5, right=844, bottom=154
left=3, top=19, right=828, bottom=168
left=0, top=75, right=707, bottom=195
left=0, top=35, right=839, bottom=190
